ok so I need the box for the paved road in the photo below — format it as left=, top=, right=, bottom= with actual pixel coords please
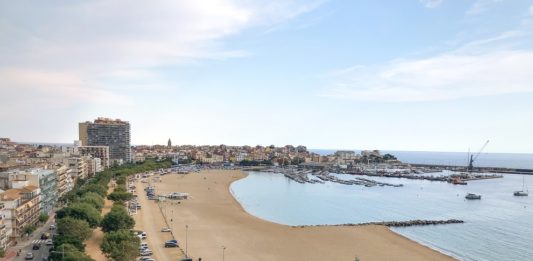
left=14, top=239, right=52, bottom=261
left=8, top=216, right=56, bottom=261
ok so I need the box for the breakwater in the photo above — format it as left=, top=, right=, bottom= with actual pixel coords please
left=295, top=219, right=464, bottom=228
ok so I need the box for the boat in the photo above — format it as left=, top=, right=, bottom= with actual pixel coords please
left=451, top=177, right=468, bottom=185
left=513, top=177, right=528, bottom=196
left=465, top=193, right=481, bottom=200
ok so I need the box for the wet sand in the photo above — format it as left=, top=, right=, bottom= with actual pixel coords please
left=137, top=169, right=455, bottom=261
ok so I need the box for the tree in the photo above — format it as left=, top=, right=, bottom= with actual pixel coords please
left=57, top=217, right=92, bottom=242
left=56, top=202, right=101, bottom=228
left=107, top=191, right=133, bottom=203
left=101, top=229, right=140, bottom=261
left=81, top=183, right=108, bottom=198
left=23, top=225, right=36, bottom=235
left=51, top=243, right=94, bottom=261
left=79, top=192, right=105, bottom=211
left=39, top=212, right=49, bottom=223
left=101, top=205, right=134, bottom=232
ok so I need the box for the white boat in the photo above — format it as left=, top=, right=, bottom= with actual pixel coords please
left=513, top=177, right=528, bottom=197
left=465, top=193, right=481, bottom=200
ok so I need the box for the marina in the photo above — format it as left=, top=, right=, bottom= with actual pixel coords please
left=231, top=171, right=533, bottom=261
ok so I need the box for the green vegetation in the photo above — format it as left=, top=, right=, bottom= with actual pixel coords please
left=56, top=202, right=102, bottom=228
left=50, top=243, right=94, bottom=261
left=79, top=192, right=105, bottom=211
left=101, top=205, right=135, bottom=232
left=101, top=229, right=140, bottom=261
left=57, top=217, right=92, bottom=246
left=51, top=158, right=171, bottom=260
left=383, top=153, right=397, bottom=161
left=239, top=159, right=273, bottom=166
left=23, top=225, right=36, bottom=235
left=39, top=212, right=49, bottom=223
left=107, top=191, right=133, bottom=203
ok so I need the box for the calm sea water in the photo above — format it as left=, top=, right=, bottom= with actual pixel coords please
left=311, top=149, right=533, bottom=170
left=231, top=172, right=533, bottom=261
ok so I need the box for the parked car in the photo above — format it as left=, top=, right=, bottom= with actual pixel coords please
left=49, top=224, right=55, bottom=230
left=166, top=239, right=178, bottom=244
left=140, top=249, right=153, bottom=256
left=140, top=242, right=148, bottom=248
left=160, top=227, right=171, bottom=232
left=32, top=244, right=40, bottom=250
left=45, top=239, right=53, bottom=246
left=25, top=252, right=34, bottom=260
left=164, top=241, right=178, bottom=248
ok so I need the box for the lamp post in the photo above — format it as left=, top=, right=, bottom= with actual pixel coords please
left=185, top=225, right=189, bottom=257
left=222, top=246, right=226, bottom=261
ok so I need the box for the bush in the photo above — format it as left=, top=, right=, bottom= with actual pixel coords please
left=101, top=205, right=134, bottom=232
left=101, top=229, right=140, bottom=261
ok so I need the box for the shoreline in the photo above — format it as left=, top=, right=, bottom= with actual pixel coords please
left=152, top=169, right=456, bottom=261
left=230, top=171, right=460, bottom=261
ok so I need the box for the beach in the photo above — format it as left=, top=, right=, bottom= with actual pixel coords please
left=134, top=169, right=455, bottom=261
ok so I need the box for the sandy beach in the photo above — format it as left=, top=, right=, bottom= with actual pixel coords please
left=135, top=169, right=455, bottom=261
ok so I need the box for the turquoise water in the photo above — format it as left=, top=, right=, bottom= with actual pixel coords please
left=230, top=172, right=533, bottom=261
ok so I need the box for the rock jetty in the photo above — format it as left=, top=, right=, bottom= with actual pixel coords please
left=296, top=219, right=464, bottom=228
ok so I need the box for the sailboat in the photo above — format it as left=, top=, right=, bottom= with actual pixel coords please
left=513, top=176, right=528, bottom=197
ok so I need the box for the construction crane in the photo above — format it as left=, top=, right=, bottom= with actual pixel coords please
left=467, top=140, right=489, bottom=172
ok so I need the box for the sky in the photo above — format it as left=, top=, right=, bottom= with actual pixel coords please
left=1, top=0, right=533, bottom=153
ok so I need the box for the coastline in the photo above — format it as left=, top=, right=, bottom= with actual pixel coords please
left=230, top=171, right=461, bottom=261
left=153, top=169, right=456, bottom=261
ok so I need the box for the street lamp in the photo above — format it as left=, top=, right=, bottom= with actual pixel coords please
left=222, top=246, right=226, bottom=261
left=185, top=225, right=189, bottom=257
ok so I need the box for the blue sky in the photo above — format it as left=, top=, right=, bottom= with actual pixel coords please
left=1, top=0, right=533, bottom=153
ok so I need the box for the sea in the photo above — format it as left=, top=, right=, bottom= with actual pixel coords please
left=230, top=150, right=533, bottom=261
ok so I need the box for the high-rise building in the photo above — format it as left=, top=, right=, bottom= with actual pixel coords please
left=79, top=117, right=131, bottom=163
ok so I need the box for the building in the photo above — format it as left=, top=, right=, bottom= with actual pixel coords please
left=0, top=186, right=41, bottom=239
left=11, top=170, right=55, bottom=214
left=0, top=203, right=7, bottom=251
left=79, top=117, right=131, bottom=164
left=55, top=165, right=73, bottom=198
left=0, top=169, right=57, bottom=214
left=168, top=138, right=172, bottom=148
left=85, top=156, right=102, bottom=177
left=65, top=157, right=88, bottom=180
left=78, top=145, right=110, bottom=169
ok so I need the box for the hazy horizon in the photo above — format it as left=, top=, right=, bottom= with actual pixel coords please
left=2, top=0, right=533, bottom=153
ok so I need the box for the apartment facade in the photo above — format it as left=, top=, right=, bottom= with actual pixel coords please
left=79, top=118, right=131, bottom=164
left=0, top=186, right=41, bottom=239
left=0, top=203, right=7, bottom=251
left=65, top=157, right=88, bottom=180
left=78, top=145, right=110, bottom=169
left=55, top=165, right=73, bottom=198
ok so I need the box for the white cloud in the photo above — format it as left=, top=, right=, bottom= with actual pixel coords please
left=0, top=0, right=322, bottom=107
left=419, top=0, right=443, bottom=8
left=321, top=50, right=533, bottom=102
left=466, top=0, right=503, bottom=15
